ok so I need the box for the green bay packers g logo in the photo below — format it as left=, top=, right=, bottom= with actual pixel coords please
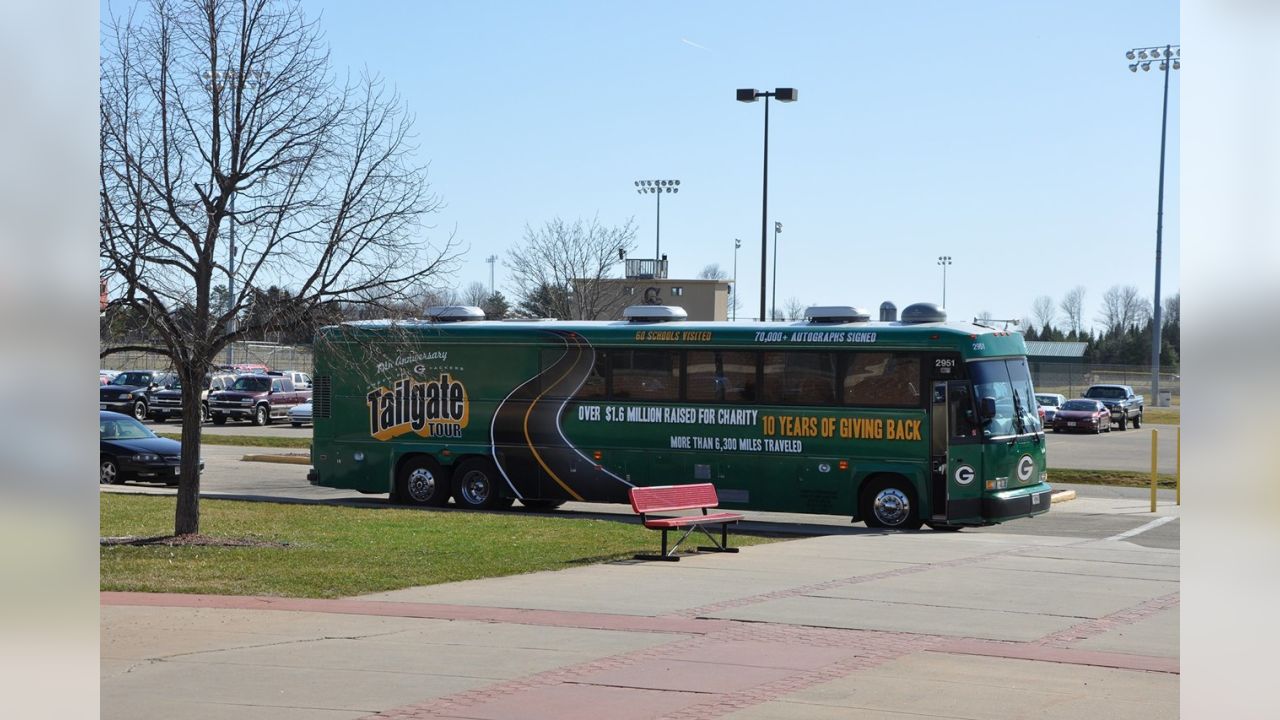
left=954, top=465, right=975, bottom=485
left=1017, top=455, right=1035, bottom=482
left=366, top=374, right=469, bottom=441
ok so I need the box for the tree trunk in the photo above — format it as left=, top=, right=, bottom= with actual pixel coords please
left=174, top=361, right=207, bottom=536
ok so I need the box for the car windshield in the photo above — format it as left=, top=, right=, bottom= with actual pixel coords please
left=1061, top=400, right=1098, bottom=411
left=970, top=358, right=1043, bottom=439
left=1086, top=387, right=1127, bottom=399
left=1035, top=395, right=1059, bottom=407
left=100, top=415, right=157, bottom=440
left=110, top=372, right=152, bottom=387
left=231, top=376, right=271, bottom=392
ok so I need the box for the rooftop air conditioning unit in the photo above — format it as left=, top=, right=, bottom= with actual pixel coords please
left=423, top=306, right=486, bottom=322
left=803, top=306, right=871, bottom=324
left=899, top=302, right=947, bottom=324
left=623, top=305, right=688, bottom=323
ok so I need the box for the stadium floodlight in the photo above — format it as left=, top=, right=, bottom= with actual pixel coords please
left=632, top=178, right=682, bottom=260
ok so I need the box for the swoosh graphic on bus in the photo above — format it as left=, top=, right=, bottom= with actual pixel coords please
left=490, top=331, right=632, bottom=504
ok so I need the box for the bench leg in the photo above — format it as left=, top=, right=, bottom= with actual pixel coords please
left=695, top=522, right=740, bottom=553
left=634, top=528, right=683, bottom=562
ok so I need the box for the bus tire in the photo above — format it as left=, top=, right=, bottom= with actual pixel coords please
left=452, top=458, right=504, bottom=510
left=519, top=498, right=565, bottom=511
left=861, top=476, right=924, bottom=530
left=393, top=455, right=450, bottom=507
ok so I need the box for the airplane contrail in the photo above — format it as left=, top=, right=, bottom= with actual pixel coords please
left=681, top=37, right=711, bottom=51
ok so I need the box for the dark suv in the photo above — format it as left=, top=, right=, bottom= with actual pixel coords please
left=99, top=370, right=177, bottom=421
left=208, top=374, right=311, bottom=426
left=149, top=373, right=237, bottom=422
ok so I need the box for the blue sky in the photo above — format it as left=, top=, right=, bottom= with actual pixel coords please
left=118, top=0, right=1181, bottom=329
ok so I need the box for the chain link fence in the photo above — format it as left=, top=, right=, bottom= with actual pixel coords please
left=101, top=342, right=314, bottom=373
left=1030, top=362, right=1180, bottom=406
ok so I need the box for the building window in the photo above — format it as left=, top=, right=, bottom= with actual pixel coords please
left=624, top=287, right=635, bottom=295
left=671, top=287, right=684, bottom=296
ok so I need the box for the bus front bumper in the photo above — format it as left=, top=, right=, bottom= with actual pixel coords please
left=982, top=484, right=1053, bottom=521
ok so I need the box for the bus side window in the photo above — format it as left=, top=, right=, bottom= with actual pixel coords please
left=687, top=350, right=757, bottom=403
left=843, top=353, right=921, bottom=406
left=611, top=349, right=679, bottom=401
left=578, top=350, right=608, bottom=400
left=762, top=351, right=836, bottom=405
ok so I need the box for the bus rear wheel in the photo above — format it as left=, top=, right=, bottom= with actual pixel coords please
left=393, top=456, right=451, bottom=507
left=452, top=458, right=505, bottom=510
left=861, top=477, right=924, bottom=530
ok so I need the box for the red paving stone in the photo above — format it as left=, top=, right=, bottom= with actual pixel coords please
left=668, top=640, right=864, bottom=670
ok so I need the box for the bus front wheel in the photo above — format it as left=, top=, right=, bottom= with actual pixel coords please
left=393, top=456, right=451, bottom=507
left=452, top=458, right=505, bottom=510
left=861, top=477, right=924, bottom=530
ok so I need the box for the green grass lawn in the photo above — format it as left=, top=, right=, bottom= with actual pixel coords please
left=1048, top=468, right=1178, bottom=489
left=101, top=494, right=776, bottom=598
left=1140, top=407, right=1180, bottom=425
left=157, top=432, right=311, bottom=449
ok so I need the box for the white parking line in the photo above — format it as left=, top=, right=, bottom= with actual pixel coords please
left=1106, top=515, right=1177, bottom=541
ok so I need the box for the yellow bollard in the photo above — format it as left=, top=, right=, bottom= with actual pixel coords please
left=1176, top=426, right=1181, bottom=506
left=1150, top=428, right=1159, bottom=513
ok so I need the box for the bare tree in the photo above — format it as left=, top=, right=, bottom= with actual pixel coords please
left=1097, top=285, right=1148, bottom=331
left=100, top=0, right=459, bottom=535
left=1059, top=286, right=1086, bottom=335
left=698, top=263, right=728, bottom=280
left=460, top=281, right=489, bottom=308
left=783, top=297, right=806, bottom=321
left=976, top=310, right=994, bottom=324
left=1031, top=296, right=1057, bottom=330
left=506, top=216, right=637, bottom=320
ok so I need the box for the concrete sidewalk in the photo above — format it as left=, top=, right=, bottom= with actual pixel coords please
left=102, top=528, right=1179, bottom=719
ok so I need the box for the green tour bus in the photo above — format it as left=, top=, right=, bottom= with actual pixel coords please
left=307, top=302, right=1052, bottom=530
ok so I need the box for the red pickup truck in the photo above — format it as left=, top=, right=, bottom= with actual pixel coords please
left=207, top=374, right=311, bottom=426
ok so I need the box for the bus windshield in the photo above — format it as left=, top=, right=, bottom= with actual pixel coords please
left=970, top=358, right=1042, bottom=439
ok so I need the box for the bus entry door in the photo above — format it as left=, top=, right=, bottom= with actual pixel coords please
left=929, top=382, right=949, bottom=522
left=943, top=380, right=984, bottom=522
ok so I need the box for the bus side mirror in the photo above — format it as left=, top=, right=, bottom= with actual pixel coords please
left=980, top=397, right=997, bottom=420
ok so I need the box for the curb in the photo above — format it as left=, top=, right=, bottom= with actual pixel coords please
left=1050, top=489, right=1077, bottom=504
left=241, top=453, right=310, bottom=466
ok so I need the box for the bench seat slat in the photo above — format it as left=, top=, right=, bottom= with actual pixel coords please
left=643, top=512, right=743, bottom=529
left=630, top=483, right=721, bottom=515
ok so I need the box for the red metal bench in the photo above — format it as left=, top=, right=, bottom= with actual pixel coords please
left=629, top=483, right=744, bottom=561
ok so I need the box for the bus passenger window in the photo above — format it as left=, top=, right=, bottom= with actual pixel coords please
left=610, top=349, right=679, bottom=401
left=843, top=353, right=921, bottom=407
left=763, top=352, right=836, bottom=405
left=687, top=350, right=758, bottom=403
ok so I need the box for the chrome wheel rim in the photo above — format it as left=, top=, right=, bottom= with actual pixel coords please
left=101, top=461, right=116, bottom=485
left=873, top=488, right=911, bottom=527
left=407, top=468, right=437, bottom=503
left=459, top=470, right=491, bottom=506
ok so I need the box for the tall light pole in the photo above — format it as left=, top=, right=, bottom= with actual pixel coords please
left=485, top=254, right=498, bottom=296
left=634, top=179, right=680, bottom=261
left=732, top=238, right=741, bottom=321
left=1127, top=44, right=1180, bottom=405
left=737, top=87, right=798, bottom=321
left=771, top=222, right=782, bottom=320
left=937, top=255, right=952, bottom=308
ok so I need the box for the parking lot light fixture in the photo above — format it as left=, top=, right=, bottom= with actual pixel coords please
left=736, top=87, right=797, bottom=321
left=1125, top=43, right=1179, bottom=406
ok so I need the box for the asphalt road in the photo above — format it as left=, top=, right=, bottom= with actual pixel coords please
left=104, top=444, right=1180, bottom=549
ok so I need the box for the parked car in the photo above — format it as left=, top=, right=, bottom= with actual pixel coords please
left=99, top=410, right=203, bottom=485
left=149, top=373, right=237, bottom=422
left=1083, top=384, right=1144, bottom=430
left=1035, top=393, right=1067, bottom=423
left=99, top=369, right=119, bottom=385
left=99, top=370, right=177, bottom=421
left=269, top=370, right=313, bottom=390
left=226, top=363, right=271, bottom=374
left=288, top=402, right=313, bottom=427
left=1052, top=399, right=1112, bottom=434
left=208, top=374, right=311, bottom=426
